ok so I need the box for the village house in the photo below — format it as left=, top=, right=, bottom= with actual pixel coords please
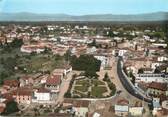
left=53, top=65, right=72, bottom=77
left=3, top=79, right=20, bottom=90
left=40, top=74, right=50, bottom=84
left=114, top=99, right=129, bottom=117
left=135, top=73, right=168, bottom=83
left=152, top=98, right=162, bottom=116
left=86, top=46, right=97, bottom=54
left=152, top=43, right=167, bottom=48
left=151, top=62, right=163, bottom=69
left=20, top=44, right=45, bottom=53
left=52, top=46, right=68, bottom=55
left=118, top=49, right=127, bottom=57
left=0, top=97, right=7, bottom=114
left=45, top=74, right=61, bottom=93
left=94, top=54, right=109, bottom=70
left=12, top=88, right=32, bottom=104
left=129, top=102, right=144, bottom=116
left=19, top=76, right=34, bottom=87
left=125, top=58, right=152, bottom=72
left=157, top=64, right=168, bottom=73
left=147, top=82, right=168, bottom=97
left=62, top=99, right=90, bottom=117
left=92, top=112, right=101, bottom=117
left=140, top=68, right=154, bottom=74
left=161, top=100, right=168, bottom=115
left=33, top=87, right=51, bottom=103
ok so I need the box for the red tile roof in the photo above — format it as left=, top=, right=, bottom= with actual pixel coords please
left=117, top=99, right=129, bottom=105
left=0, top=106, right=5, bottom=113
left=12, top=88, right=32, bottom=96
left=148, top=82, right=167, bottom=91
left=1, top=93, right=14, bottom=102
left=37, top=88, right=50, bottom=93
left=3, top=79, right=19, bottom=87
left=46, top=75, right=61, bottom=86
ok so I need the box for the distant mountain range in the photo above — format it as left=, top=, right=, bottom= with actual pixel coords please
left=0, top=12, right=167, bottom=22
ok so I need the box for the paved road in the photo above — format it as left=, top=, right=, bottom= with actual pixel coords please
left=55, top=71, right=74, bottom=104
left=117, top=56, right=152, bottom=103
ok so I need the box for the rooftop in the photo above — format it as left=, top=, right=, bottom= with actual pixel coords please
left=46, top=75, right=61, bottom=86
left=148, top=82, right=167, bottom=91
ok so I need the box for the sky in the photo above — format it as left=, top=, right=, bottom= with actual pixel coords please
left=0, top=0, right=168, bottom=15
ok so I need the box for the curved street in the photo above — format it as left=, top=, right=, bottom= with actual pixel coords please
left=117, top=57, right=152, bottom=103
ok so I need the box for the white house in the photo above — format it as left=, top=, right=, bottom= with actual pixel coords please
left=52, top=66, right=72, bottom=76
left=151, top=62, right=163, bottom=69
left=33, top=88, right=51, bottom=103
left=114, top=37, right=122, bottom=42
left=86, top=46, right=97, bottom=54
left=129, top=107, right=143, bottom=116
left=20, top=45, right=45, bottom=54
left=93, top=112, right=100, bottom=117
left=94, top=55, right=109, bottom=69
left=152, top=43, right=167, bottom=48
left=115, top=105, right=129, bottom=116
left=162, top=100, right=168, bottom=110
left=157, top=56, right=168, bottom=62
left=118, top=49, right=127, bottom=57
left=114, top=99, right=129, bottom=116
left=135, top=73, right=168, bottom=83
left=143, top=35, right=150, bottom=40
left=152, top=98, right=162, bottom=116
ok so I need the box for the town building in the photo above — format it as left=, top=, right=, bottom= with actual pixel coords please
left=63, top=99, right=90, bottom=117
left=3, top=79, right=20, bottom=90
left=45, top=75, right=61, bottom=93
left=33, top=88, right=51, bottom=103
left=147, top=82, right=168, bottom=97
left=135, top=73, right=168, bottom=83
left=12, top=88, right=32, bottom=104
left=114, top=99, right=129, bottom=117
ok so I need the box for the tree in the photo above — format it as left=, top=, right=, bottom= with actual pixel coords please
left=10, top=38, right=23, bottom=48
left=84, top=70, right=99, bottom=79
left=88, top=39, right=97, bottom=47
left=0, top=72, right=8, bottom=85
left=103, top=72, right=109, bottom=81
left=64, top=49, right=71, bottom=61
left=109, top=83, right=116, bottom=95
left=108, top=30, right=115, bottom=37
left=154, top=68, right=161, bottom=73
left=64, top=92, right=71, bottom=98
left=128, top=72, right=135, bottom=85
left=30, top=51, right=37, bottom=56
left=4, top=101, right=19, bottom=115
left=138, top=68, right=144, bottom=74
left=43, top=47, right=52, bottom=54
left=70, top=55, right=101, bottom=72
left=57, top=37, right=61, bottom=43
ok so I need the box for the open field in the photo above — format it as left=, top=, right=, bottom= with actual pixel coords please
left=0, top=48, right=65, bottom=80
left=91, top=86, right=107, bottom=98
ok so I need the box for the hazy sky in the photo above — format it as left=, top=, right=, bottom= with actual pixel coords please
left=0, top=0, right=168, bottom=15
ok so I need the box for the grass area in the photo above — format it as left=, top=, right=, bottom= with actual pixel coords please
left=72, top=78, right=109, bottom=98
left=0, top=46, right=66, bottom=82
left=92, top=79, right=105, bottom=86
left=75, top=79, right=90, bottom=86
left=73, top=90, right=88, bottom=98
left=74, top=86, right=88, bottom=92
left=17, top=54, right=65, bottom=73
left=91, top=86, right=107, bottom=98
